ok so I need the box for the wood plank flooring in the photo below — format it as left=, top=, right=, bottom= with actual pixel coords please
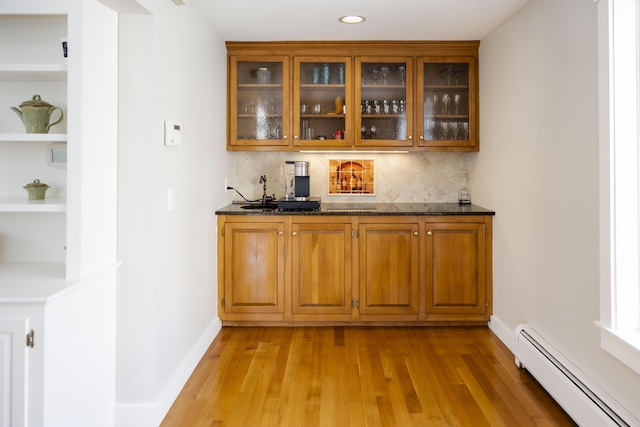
left=160, top=326, right=576, bottom=426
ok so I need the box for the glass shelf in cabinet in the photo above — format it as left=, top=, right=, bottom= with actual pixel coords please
left=424, top=85, right=469, bottom=90
left=300, top=83, right=345, bottom=88
left=300, top=114, right=345, bottom=118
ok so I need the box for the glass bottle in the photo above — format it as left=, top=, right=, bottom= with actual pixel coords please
left=458, top=170, right=471, bottom=204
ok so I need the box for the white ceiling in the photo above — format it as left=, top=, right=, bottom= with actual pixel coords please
left=188, top=0, right=531, bottom=42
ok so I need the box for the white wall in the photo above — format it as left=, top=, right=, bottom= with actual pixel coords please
left=477, top=0, right=640, bottom=419
left=115, top=1, right=230, bottom=425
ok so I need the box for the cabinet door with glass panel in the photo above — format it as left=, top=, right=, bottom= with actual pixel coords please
left=355, top=57, right=414, bottom=148
left=228, top=56, right=290, bottom=148
left=417, top=57, right=478, bottom=151
left=293, top=57, right=352, bottom=148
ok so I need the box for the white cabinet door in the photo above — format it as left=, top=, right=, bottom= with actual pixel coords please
left=0, top=319, right=28, bottom=427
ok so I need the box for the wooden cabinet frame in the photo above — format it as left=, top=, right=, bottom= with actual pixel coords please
left=227, top=41, right=480, bottom=152
left=217, top=213, right=492, bottom=325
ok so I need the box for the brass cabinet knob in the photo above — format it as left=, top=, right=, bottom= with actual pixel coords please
left=278, top=230, right=284, bottom=235
left=427, top=230, right=433, bottom=236
left=292, top=231, right=298, bottom=236
left=413, top=231, right=419, bottom=236
left=283, top=135, right=288, bottom=139
left=408, top=135, right=413, bottom=140
left=294, top=135, right=299, bottom=139
left=419, top=135, right=424, bottom=140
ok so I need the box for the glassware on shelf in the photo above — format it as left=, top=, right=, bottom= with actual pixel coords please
left=337, top=63, right=345, bottom=85
left=461, top=122, right=469, bottom=140
left=378, top=66, right=392, bottom=85
left=396, top=65, right=406, bottom=86
left=368, top=68, right=380, bottom=85
left=450, top=122, right=459, bottom=140
left=431, top=93, right=439, bottom=115
left=441, top=94, right=451, bottom=115
left=321, top=63, right=331, bottom=84
left=438, top=65, right=461, bottom=86
left=440, top=122, right=449, bottom=140
left=453, top=94, right=461, bottom=115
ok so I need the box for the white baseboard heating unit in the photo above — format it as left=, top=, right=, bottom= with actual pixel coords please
left=515, top=324, right=635, bottom=427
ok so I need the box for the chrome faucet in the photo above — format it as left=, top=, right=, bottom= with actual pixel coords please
left=259, top=175, right=267, bottom=205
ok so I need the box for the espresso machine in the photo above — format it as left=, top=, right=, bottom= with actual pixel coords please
left=278, top=160, right=321, bottom=211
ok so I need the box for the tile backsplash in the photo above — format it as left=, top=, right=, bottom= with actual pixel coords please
left=231, top=152, right=472, bottom=204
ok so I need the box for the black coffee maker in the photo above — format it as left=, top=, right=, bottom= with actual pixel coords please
left=278, top=160, right=320, bottom=211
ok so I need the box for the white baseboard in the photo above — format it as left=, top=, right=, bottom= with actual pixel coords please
left=488, top=315, right=517, bottom=354
left=114, top=317, right=222, bottom=427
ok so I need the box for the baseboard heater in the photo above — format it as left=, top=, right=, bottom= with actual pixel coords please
left=515, top=324, right=634, bottom=427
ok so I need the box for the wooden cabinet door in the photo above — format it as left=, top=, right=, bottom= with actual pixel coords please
left=228, top=55, right=291, bottom=148
left=292, top=56, right=352, bottom=148
left=355, top=56, right=414, bottom=148
left=222, top=221, right=285, bottom=314
left=358, top=221, right=420, bottom=317
left=416, top=55, right=479, bottom=151
left=291, top=218, right=353, bottom=317
left=424, top=219, right=489, bottom=319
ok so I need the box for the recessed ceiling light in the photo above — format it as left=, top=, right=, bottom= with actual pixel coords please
left=339, top=15, right=365, bottom=24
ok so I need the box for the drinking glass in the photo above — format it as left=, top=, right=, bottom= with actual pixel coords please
left=453, top=94, right=461, bottom=115
left=379, top=66, right=392, bottom=85
left=368, top=68, right=380, bottom=85
left=441, top=94, right=451, bottom=115
left=440, top=122, right=449, bottom=140
left=396, top=65, right=406, bottom=85
left=450, top=122, right=459, bottom=140
left=461, top=122, right=469, bottom=140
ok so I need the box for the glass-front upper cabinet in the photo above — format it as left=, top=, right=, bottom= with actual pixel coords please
left=229, top=56, right=290, bottom=148
left=417, top=57, right=478, bottom=150
left=355, top=57, right=414, bottom=147
left=293, top=57, right=351, bottom=148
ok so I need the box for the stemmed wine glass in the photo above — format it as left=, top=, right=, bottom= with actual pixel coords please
left=368, top=68, right=380, bottom=85
left=441, top=94, right=451, bottom=115
left=453, top=94, right=461, bottom=115
left=440, top=122, right=449, bottom=140
left=379, top=66, right=392, bottom=85
left=370, top=125, right=377, bottom=139
left=450, top=122, right=459, bottom=140
left=461, top=122, right=469, bottom=140
left=438, top=65, right=459, bottom=86
left=396, top=65, right=406, bottom=86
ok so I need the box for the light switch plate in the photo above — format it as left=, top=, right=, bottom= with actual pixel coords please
left=46, top=143, right=67, bottom=168
left=164, top=121, right=182, bottom=147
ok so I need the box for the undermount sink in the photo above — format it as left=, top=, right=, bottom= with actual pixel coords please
left=240, top=204, right=278, bottom=210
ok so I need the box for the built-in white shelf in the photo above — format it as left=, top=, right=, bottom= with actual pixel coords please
left=0, top=262, right=70, bottom=302
left=0, top=133, right=67, bottom=143
left=0, top=197, right=66, bottom=212
left=0, top=63, right=67, bottom=81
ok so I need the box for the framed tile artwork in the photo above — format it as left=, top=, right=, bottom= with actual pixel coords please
left=328, top=159, right=375, bottom=196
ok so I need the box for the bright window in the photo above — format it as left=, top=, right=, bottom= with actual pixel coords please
left=597, top=0, right=640, bottom=375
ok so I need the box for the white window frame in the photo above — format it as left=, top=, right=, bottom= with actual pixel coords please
left=596, top=0, right=640, bottom=375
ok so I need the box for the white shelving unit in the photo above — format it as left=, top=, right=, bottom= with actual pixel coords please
left=0, top=6, right=119, bottom=425
left=0, top=63, right=67, bottom=81
left=0, top=16, right=69, bottom=277
left=0, top=133, right=67, bottom=142
left=0, top=197, right=66, bottom=212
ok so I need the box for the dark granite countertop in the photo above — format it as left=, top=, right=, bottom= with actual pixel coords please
left=215, top=202, right=495, bottom=216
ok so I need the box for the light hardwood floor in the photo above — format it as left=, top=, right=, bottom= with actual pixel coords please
left=161, top=326, right=576, bottom=426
